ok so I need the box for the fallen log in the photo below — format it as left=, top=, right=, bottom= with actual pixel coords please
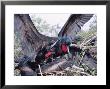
left=36, top=59, right=74, bottom=73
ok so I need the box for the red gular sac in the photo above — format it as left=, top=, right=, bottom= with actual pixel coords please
left=45, top=51, right=52, bottom=59
left=61, top=43, right=68, bottom=53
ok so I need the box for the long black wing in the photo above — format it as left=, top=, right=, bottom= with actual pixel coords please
left=14, top=14, right=57, bottom=61
left=58, top=14, right=93, bottom=40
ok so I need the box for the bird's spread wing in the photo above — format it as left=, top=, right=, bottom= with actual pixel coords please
left=58, top=14, right=93, bottom=40
left=14, top=14, right=57, bottom=59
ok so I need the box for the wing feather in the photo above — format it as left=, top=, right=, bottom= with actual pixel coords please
left=58, top=14, right=93, bottom=40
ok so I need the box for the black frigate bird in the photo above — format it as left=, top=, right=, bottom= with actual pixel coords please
left=35, top=14, right=93, bottom=63
left=14, top=14, right=93, bottom=76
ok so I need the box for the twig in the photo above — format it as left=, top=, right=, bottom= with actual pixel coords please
left=38, top=64, right=43, bottom=76
left=82, top=46, right=96, bottom=49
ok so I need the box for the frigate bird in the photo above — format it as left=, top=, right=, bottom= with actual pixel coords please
left=14, top=14, right=93, bottom=76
